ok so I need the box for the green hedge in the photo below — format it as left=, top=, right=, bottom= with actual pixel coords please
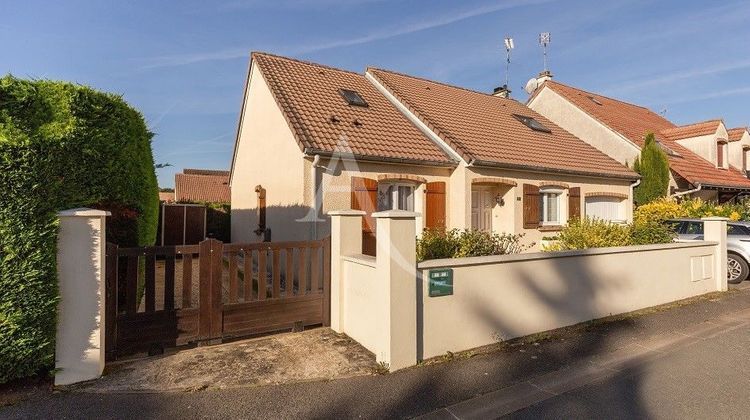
left=0, top=75, right=159, bottom=383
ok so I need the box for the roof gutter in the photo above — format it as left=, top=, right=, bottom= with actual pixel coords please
left=670, top=183, right=702, bottom=199
left=470, top=159, right=640, bottom=181
left=303, top=148, right=458, bottom=168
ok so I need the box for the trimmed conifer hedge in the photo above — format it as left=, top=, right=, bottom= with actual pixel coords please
left=0, top=76, right=159, bottom=383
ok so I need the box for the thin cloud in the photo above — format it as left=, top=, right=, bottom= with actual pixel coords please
left=219, top=0, right=390, bottom=11
left=141, top=0, right=552, bottom=69
left=605, top=59, right=750, bottom=95
left=666, top=86, right=750, bottom=105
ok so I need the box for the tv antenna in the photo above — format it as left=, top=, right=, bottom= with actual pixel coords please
left=503, top=36, right=514, bottom=88
left=539, top=32, right=551, bottom=72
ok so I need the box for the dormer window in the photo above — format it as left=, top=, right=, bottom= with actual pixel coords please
left=717, top=140, right=727, bottom=169
left=512, top=114, right=551, bottom=133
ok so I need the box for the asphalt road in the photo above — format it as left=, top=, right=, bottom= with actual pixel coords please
left=4, top=284, right=750, bottom=419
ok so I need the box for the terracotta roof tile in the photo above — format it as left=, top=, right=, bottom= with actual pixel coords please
left=543, top=81, right=750, bottom=189
left=252, top=52, right=454, bottom=165
left=184, top=168, right=230, bottom=176
left=728, top=127, right=748, bottom=142
left=175, top=171, right=230, bottom=203
left=367, top=68, right=637, bottom=179
left=659, top=120, right=722, bottom=141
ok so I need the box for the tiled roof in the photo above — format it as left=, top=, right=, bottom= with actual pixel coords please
left=367, top=68, right=637, bottom=179
left=252, top=52, right=455, bottom=166
left=542, top=81, right=750, bottom=189
left=175, top=171, right=230, bottom=203
left=159, top=191, right=175, bottom=203
left=728, top=127, right=748, bottom=142
left=184, top=168, right=230, bottom=176
left=660, top=120, right=722, bottom=141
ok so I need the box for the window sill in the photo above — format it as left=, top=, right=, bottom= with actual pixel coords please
left=538, top=225, right=563, bottom=232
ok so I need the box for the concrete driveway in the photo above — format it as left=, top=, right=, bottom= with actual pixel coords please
left=78, top=328, right=377, bottom=392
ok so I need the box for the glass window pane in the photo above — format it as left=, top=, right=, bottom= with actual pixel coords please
left=546, top=193, right=559, bottom=223
left=377, top=184, right=393, bottom=211
left=397, top=185, right=414, bottom=211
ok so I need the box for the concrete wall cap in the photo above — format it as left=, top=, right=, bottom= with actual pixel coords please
left=343, top=254, right=377, bottom=268
left=57, top=208, right=111, bottom=217
left=701, top=216, right=731, bottom=221
left=327, top=210, right=367, bottom=216
left=418, top=241, right=718, bottom=269
left=372, top=210, right=421, bottom=219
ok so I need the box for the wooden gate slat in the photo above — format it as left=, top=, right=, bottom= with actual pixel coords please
left=125, top=255, right=138, bottom=314
left=258, top=249, right=267, bottom=300
left=105, top=243, right=118, bottom=361
left=298, top=246, right=307, bottom=295
left=229, top=251, right=238, bottom=303
left=182, top=253, right=193, bottom=308
left=285, top=248, right=294, bottom=297
left=164, top=251, right=175, bottom=311
left=198, top=240, right=212, bottom=340
left=243, top=249, right=253, bottom=301
left=145, top=249, right=156, bottom=312
left=311, top=246, right=320, bottom=292
left=272, top=249, right=281, bottom=298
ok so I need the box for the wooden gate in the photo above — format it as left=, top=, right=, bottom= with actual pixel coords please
left=105, top=237, right=330, bottom=360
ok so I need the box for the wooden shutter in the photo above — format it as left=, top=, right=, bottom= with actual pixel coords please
left=523, top=184, right=540, bottom=229
left=568, top=187, right=581, bottom=221
left=351, top=177, right=378, bottom=256
left=425, top=182, right=446, bottom=229
left=717, top=142, right=725, bottom=167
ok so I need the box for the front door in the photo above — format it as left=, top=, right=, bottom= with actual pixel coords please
left=471, top=188, right=494, bottom=231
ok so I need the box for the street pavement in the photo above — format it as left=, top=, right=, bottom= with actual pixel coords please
left=3, top=283, right=750, bottom=419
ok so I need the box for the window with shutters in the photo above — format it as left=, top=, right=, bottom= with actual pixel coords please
left=585, top=196, right=625, bottom=223
left=717, top=141, right=727, bottom=168
left=539, top=189, right=563, bottom=225
left=377, top=182, right=414, bottom=211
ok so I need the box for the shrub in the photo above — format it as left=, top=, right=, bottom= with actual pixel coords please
left=547, top=217, right=675, bottom=251
left=633, top=197, right=686, bottom=225
left=0, top=75, right=158, bottom=383
left=547, top=218, right=632, bottom=250
left=633, top=133, right=670, bottom=205
left=634, top=197, right=750, bottom=227
left=630, top=220, right=676, bottom=245
left=417, top=229, right=530, bottom=262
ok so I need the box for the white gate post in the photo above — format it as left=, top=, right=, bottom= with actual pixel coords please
left=703, top=216, right=729, bottom=292
left=328, top=210, right=365, bottom=333
left=373, top=210, right=419, bottom=371
left=55, top=208, right=110, bottom=385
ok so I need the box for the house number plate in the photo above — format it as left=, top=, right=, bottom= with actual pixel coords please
left=429, top=269, right=453, bottom=297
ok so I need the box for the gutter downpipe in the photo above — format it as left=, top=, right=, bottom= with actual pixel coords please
left=311, top=154, right=331, bottom=240
left=670, top=183, right=702, bottom=200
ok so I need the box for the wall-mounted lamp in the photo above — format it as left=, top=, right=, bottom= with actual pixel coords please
left=495, top=194, right=505, bottom=206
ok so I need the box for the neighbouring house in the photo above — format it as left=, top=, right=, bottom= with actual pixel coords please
left=527, top=76, right=750, bottom=202
left=230, top=53, right=638, bottom=252
left=175, top=168, right=231, bottom=203
left=159, top=168, right=232, bottom=245
left=159, top=191, right=175, bottom=203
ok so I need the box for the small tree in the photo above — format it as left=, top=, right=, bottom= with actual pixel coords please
left=633, top=133, right=670, bottom=205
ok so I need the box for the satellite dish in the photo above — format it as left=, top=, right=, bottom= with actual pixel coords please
left=524, top=78, right=539, bottom=94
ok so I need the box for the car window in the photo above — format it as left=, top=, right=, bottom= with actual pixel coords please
left=728, top=224, right=750, bottom=236
left=664, top=221, right=684, bottom=233
left=685, top=222, right=704, bottom=235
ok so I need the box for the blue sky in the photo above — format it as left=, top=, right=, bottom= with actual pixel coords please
left=3, top=0, right=750, bottom=187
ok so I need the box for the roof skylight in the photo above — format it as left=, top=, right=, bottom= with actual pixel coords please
left=339, top=89, right=368, bottom=107
left=587, top=95, right=603, bottom=106
left=512, top=114, right=552, bottom=133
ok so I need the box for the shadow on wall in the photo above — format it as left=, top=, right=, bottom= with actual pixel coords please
left=231, top=205, right=331, bottom=243
left=314, top=254, right=650, bottom=418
